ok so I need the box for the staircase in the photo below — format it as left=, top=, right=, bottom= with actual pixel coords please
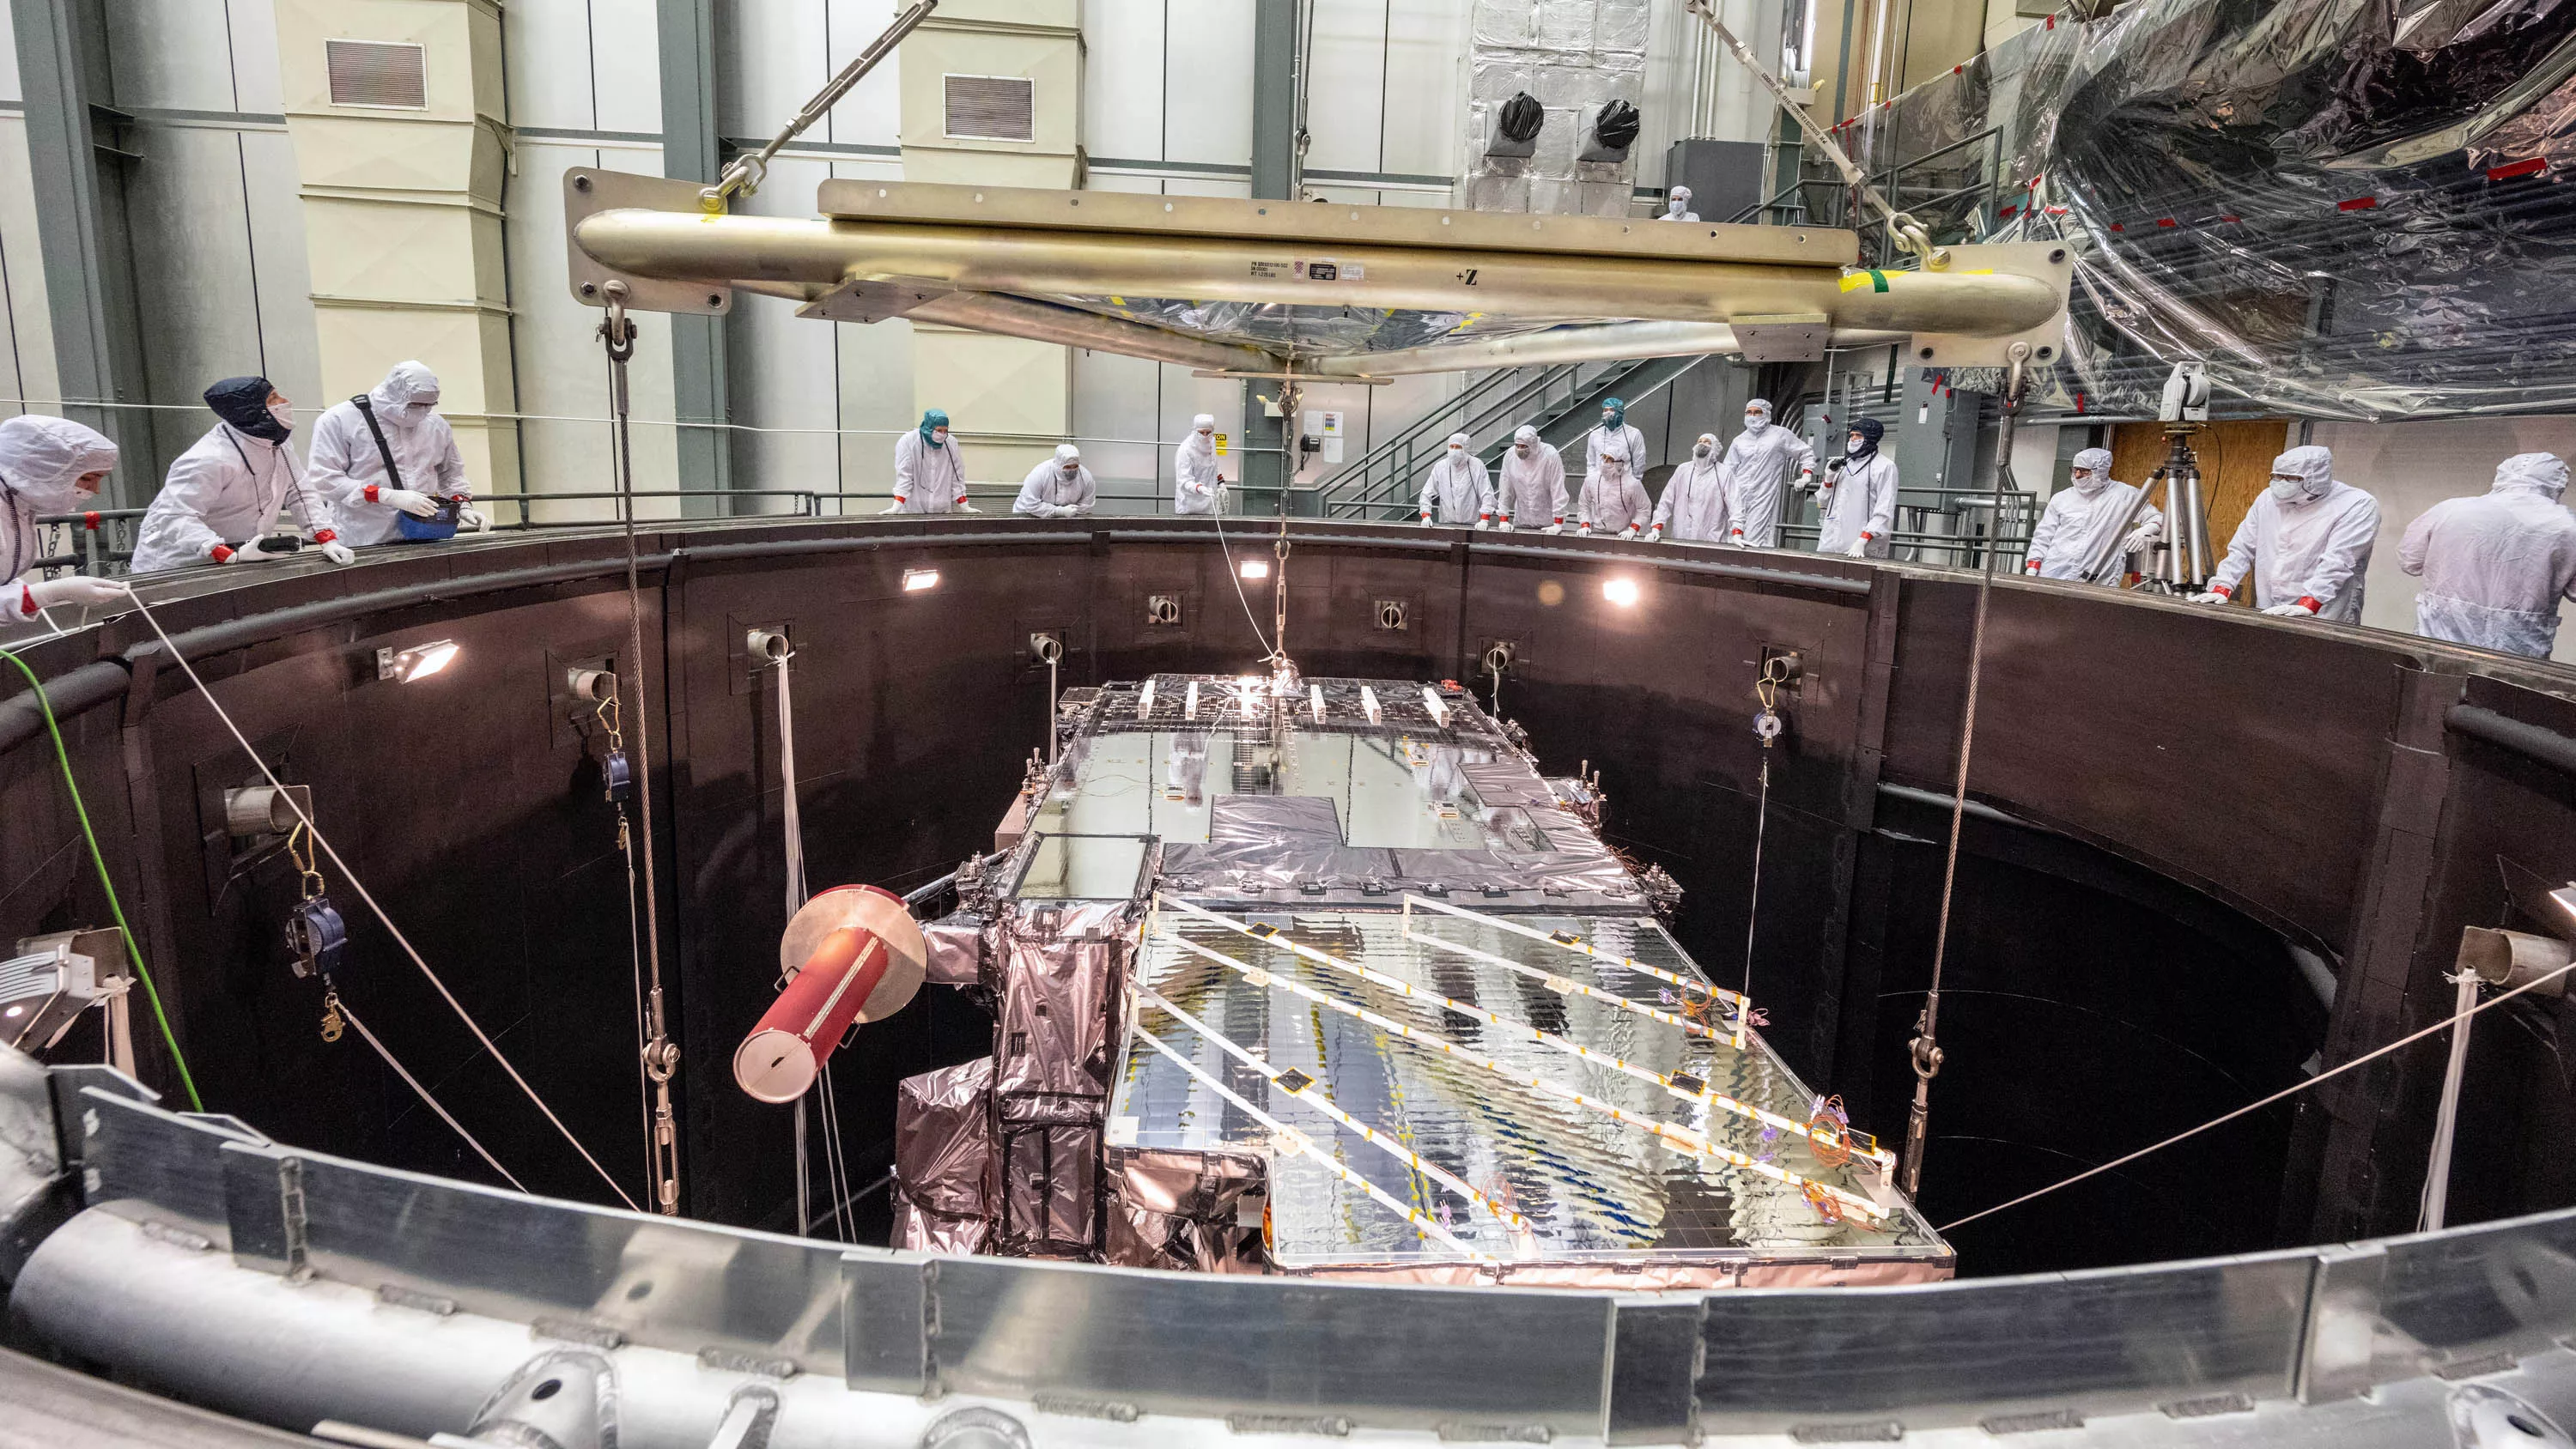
left=1312, top=354, right=1712, bottom=520
left=1490, top=354, right=1704, bottom=481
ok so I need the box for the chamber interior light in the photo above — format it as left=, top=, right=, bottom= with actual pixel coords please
left=376, top=640, right=460, bottom=682
left=902, top=567, right=940, bottom=592
left=1602, top=578, right=1641, bottom=607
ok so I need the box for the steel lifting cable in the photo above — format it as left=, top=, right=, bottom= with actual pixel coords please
left=764, top=639, right=818, bottom=1237
left=123, top=594, right=638, bottom=1208
left=587, top=688, right=659, bottom=1207
left=1209, top=508, right=1280, bottom=664
left=1941, top=952, right=2576, bottom=1234
left=701, top=1, right=938, bottom=209
left=1743, top=658, right=1791, bottom=1003
left=601, top=285, right=682, bottom=1215
left=762, top=634, right=854, bottom=1238
left=337, top=998, right=526, bottom=1191
left=1899, top=342, right=2033, bottom=1199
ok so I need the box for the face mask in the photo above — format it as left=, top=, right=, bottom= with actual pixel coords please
left=1693, top=442, right=1711, bottom=458
left=1848, top=436, right=1865, bottom=455
left=404, top=402, right=434, bottom=421
left=269, top=401, right=295, bottom=433
left=1744, top=415, right=1767, bottom=433
left=2073, top=470, right=2106, bottom=494
left=2269, top=476, right=2305, bottom=502
left=1062, top=464, right=1079, bottom=476
left=932, top=428, right=949, bottom=444
left=1449, top=448, right=1464, bottom=461
left=1602, top=413, right=1617, bottom=426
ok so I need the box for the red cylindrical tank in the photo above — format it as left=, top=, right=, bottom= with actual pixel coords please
left=732, top=884, right=927, bottom=1103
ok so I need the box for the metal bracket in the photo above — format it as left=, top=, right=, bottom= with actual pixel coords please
left=1905, top=242, right=2074, bottom=368
left=562, top=169, right=733, bottom=316
left=1730, top=313, right=1831, bottom=362
left=797, top=278, right=956, bottom=324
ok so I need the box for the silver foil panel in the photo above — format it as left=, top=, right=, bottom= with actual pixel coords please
left=1118, top=908, right=1948, bottom=1279
left=993, top=901, right=1136, bottom=1099
left=920, top=913, right=989, bottom=988
left=891, top=1057, right=994, bottom=1256
left=1103, top=1145, right=1267, bottom=1274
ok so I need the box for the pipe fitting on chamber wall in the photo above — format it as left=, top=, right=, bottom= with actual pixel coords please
left=733, top=885, right=927, bottom=1103
left=2458, top=927, right=2574, bottom=998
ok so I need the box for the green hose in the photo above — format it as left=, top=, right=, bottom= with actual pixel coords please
left=0, top=644, right=204, bottom=1111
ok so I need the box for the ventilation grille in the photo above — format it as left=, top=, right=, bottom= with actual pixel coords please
left=944, top=75, right=1035, bottom=142
left=325, top=39, right=427, bottom=109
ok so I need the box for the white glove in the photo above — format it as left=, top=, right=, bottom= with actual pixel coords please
left=1728, top=530, right=1746, bottom=547
left=1621, top=524, right=1641, bottom=539
left=1474, top=517, right=1492, bottom=530
left=2026, top=559, right=2043, bottom=574
left=457, top=505, right=491, bottom=532
left=2263, top=600, right=2318, bottom=617
left=1542, top=523, right=1563, bottom=536
left=1646, top=524, right=1665, bottom=542
left=955, top=500, right=980, bottom=513
left=376, top=487, right=441, bottom=518
left=1419, top=514, right=1435, bottom=526
left=2119, top=526, right=2156, bottom=555
left=24, top=575, right=131, bottom=609
left=880, top=500, right=906, bottom=514
left=1498, top=518, right=1516, bottom=532
left=225, top=538, right=281, bottom=563
left=1844, top=537, right=1871, bottom=557
left=319, top=541, right=355, bottom=567
left=1577, top=524, right=1594, bottom=537
left=2189, top=590, right=2232, bottom=604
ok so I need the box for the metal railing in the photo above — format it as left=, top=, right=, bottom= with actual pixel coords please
left=1310, top=362, right=1614, bottom=521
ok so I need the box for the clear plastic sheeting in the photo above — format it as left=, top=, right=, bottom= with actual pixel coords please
left=1103, top=1146, right=1269, bottom=1274
left=1115, top=910, right=1951, bottom=1286
left=891, top=1056, right=995, bottom=1255
left=1039, top=295, right=1564, bottom=360
left=1807, top=0, right=2576, bottom=420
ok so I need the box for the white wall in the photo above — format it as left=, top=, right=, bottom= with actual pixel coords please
left=2317, top=415, right=2576, bottom=664
left=0, top=0, right=319, bottom=495
left=1, top=0, right=1786, bottom=515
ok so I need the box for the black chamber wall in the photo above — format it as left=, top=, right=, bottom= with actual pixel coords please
left=3, top=522, right=2571, bottom=1272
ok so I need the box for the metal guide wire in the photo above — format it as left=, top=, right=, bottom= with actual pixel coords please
left=122, top=591, right=637, bottom=1208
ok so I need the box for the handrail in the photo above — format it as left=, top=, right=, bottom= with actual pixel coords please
left=1311, top=361, right=1599, bottom=519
